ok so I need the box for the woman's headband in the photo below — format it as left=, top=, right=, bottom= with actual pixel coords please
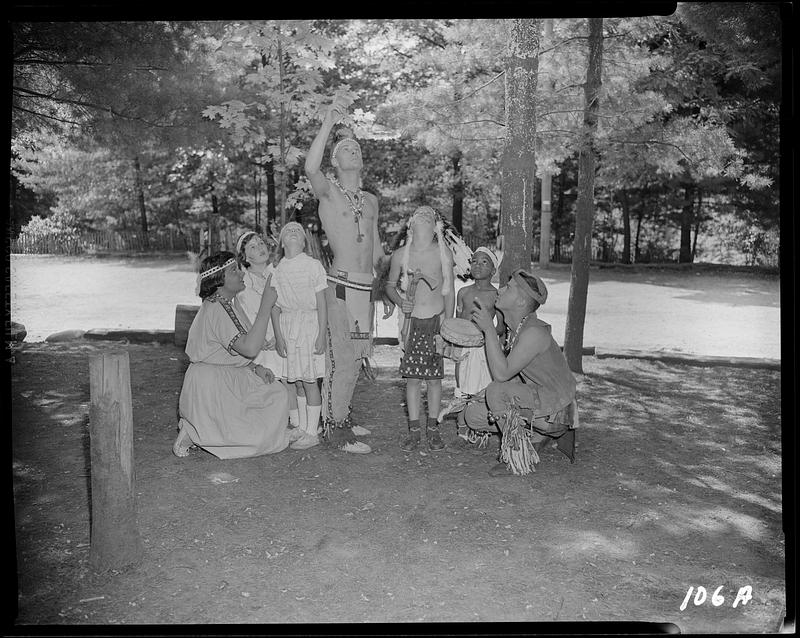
left=200, top=258, right=236, bottom=281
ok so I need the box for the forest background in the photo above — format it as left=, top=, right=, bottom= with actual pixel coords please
left=9, top=4, right=783, bottom=263
left=9, top=5, right=786, bottom=369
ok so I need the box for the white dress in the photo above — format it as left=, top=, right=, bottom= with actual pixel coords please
left=272, top=253, right=328, bottom=383
left=236, top=265, right=286, bottom=378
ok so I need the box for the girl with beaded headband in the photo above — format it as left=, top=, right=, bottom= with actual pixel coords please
left=174, top=251, right=300, bottom=460
left=234, top=231, right=293, bottom=422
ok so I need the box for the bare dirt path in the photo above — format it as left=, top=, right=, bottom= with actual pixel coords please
left=9, top=340, right=785, bottom=632
left=10, top=255, right=781, bottom=360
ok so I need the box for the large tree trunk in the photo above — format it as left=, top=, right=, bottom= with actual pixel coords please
left=266, top=160, right=276, bottom=230
left=553, top=167, right=566, bottom=262
left=538, top=18, right=555, bottom=269
left=692, top=187, right=703, bottom=261
left=209, top=188, right=220, bottom=256
left=451, top=150, right=464, bottom=234
left=634, top=208, right=644, bottom=263
left=564, top=17, right=603, bottom=373
left=277, top=30, right=288, bottom=227
left=478, top=190, right=494, bottom=247
left=133, top=155, right=149, bottom=249
left=621, top=189, right=632, bottom=264
left=499, top=19, right=541, bottom=284
left=253, top=168, right=262, bottom=233
left=679, top=183, right=695, bottom=263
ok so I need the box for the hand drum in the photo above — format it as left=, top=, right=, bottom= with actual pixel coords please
left=440, top=318, right=484, bottom=347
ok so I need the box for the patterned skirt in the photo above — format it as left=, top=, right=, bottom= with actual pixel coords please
left=399, top=315, right=443, bottom=379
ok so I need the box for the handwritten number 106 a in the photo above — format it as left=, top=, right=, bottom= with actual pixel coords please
left=680, top=585, right=752, bottom=611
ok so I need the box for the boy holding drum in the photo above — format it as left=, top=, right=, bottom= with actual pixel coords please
left=453, top=247, right=503, bottom=397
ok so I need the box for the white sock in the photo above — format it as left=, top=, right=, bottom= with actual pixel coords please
left=297, top=395, right=308, bottom=430
left=306, top=404, right=322, bottom=437
left=289, top=409, right=300, bottom=428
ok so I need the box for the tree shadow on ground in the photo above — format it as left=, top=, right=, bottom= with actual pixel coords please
left=576, top=359, right=783, bottom=566
left=10, top=343, right=785, bottom=629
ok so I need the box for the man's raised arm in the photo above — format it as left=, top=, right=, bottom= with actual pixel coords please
left=305, top=101, right=346, bottom=198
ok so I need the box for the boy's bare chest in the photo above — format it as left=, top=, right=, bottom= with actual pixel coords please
left=320, top=189, right=376, bottom=222
left=406, top=248, right=443, bottom=289
left=470, top=287, right=497, bottom=305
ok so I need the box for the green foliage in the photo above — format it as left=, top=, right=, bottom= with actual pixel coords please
left=18, top=210, right=81, bottom=244
left=12, top=135, right=135, bottom=227
left=700, top=213, right=780, bottom=267
left=9, top=15, right=781, bottom=264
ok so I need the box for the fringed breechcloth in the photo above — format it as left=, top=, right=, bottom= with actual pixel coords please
left=321, top=270, right=375, bottom=445
left=462, top=379, right=579, bottom=475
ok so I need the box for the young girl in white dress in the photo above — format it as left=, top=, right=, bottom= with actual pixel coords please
left=236, top=230, right=313, bottom=435
left=271, top=222, right=328, bottom=450
left=235, top=231, right=284, bottom=376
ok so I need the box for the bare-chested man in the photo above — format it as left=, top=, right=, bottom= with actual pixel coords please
left=305, top=98, right=390, bottom=454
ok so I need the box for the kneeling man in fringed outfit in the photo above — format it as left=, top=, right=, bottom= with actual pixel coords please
left=462, top=269, right=579, bottom=476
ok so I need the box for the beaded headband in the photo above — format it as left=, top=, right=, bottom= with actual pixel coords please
left=511, top=268, right=548, bottom=305
left=331, top=138, right=361, bottom=162
left=409, top=205, right=437, bottom=224
left=200, top=258, right=236, bottom=280
left=235, top=231, right=257, bottom=256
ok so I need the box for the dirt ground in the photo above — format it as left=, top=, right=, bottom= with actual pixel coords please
left=8, top=339, right=785, bottom=632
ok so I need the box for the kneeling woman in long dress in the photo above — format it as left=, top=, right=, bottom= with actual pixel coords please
left=173, top=251, right=297, bottom=459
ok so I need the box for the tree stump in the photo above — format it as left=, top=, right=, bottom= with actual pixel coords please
left=88, top=351, right=143, bottom=572
left=174, top=304, right=200, bottom=348
left=9, top=322, right=27, bottom=343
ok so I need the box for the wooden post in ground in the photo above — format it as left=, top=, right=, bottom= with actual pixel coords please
left=88, top=351, right=143, bottom=572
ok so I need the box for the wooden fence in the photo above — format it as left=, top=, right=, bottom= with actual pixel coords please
left=13, top=226, right=582, bottom=263
left=11, top=229, right=201, bottom=255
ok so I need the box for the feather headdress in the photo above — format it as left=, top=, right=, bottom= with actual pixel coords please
left=389, top=208, right=473, bottom=292
left=399, top=206, right=452, bottom=295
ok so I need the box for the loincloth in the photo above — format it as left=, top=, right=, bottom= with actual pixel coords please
left=456, top=344, right=491, bottom=396
left=327, top=270, right=374, bottom=346
left=399, top=315, right=444, bottom=379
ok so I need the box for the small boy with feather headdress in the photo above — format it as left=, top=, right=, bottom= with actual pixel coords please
left=384, top=206, right=455, bottom=453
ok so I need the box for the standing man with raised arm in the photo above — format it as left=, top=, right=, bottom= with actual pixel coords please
left=305, top=97, right=391, bottom=454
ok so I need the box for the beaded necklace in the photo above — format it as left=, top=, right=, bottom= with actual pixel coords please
left=331, top=176, right=365, bottom=243
left=505, top=313, right=532, bottom=353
